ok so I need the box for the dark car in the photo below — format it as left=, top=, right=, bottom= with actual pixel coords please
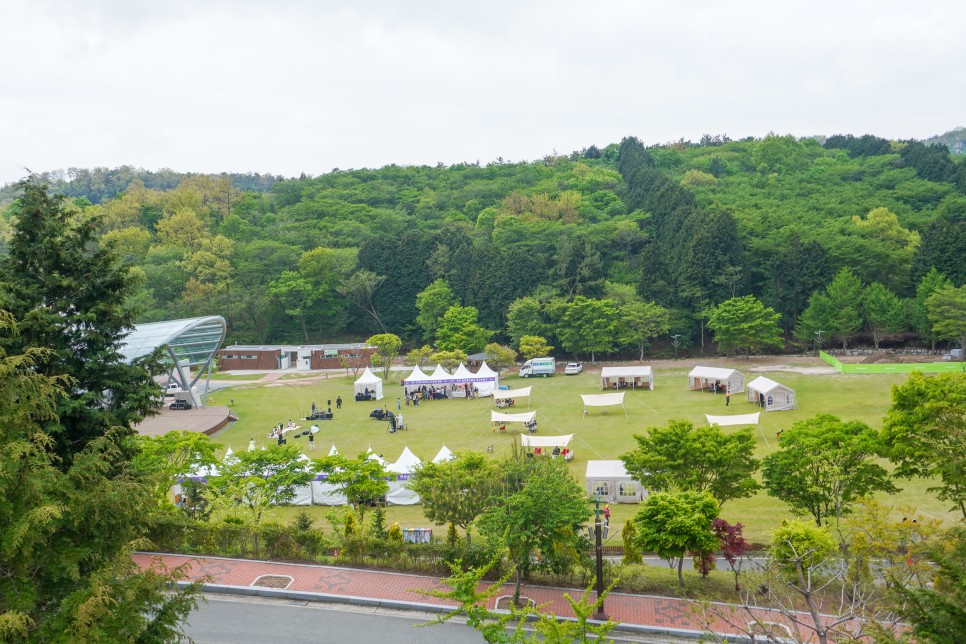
left=169, top=399, right=192, bottom=410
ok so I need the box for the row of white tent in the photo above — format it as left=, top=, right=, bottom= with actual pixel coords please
left=688, top=367, right=796, bottom=411
left=183, top=445, right=456, bottom=507
left=403, top=362, right=501, bottom=397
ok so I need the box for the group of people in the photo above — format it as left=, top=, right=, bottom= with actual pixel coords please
left=524, top=418, right=537, bottom=433
left=495, top=398, right=516, bottom=409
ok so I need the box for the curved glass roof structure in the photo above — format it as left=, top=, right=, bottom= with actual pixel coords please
left=121, top=316, right=226, bottom=407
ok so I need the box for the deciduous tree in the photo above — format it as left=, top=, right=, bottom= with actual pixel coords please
left=408, top=452, right=500, bottom=544
left=435, top=305, right=493, bottom=353
left=415, top=279, right=457, bottom=343
left=518, top=335, right=554, bottom=361
left=633, top=491, right=720, bottom=587
left=620, top=420, right=759, bottom=506
left=706, top=295, right=783, bottom=356
left=762, top=415, right=896, bottom=532
left=366, top=333, right=402, bottom=380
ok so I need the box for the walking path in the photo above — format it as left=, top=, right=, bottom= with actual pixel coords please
left=134, top=553, right=790, bottom=640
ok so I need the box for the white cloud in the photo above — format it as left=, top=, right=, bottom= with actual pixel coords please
left=2, top=0, right=964, bottom=185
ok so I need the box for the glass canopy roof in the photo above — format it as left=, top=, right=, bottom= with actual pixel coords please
left=120, top=316, right=226, bottom=367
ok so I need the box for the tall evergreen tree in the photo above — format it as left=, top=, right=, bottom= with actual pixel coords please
left=0, top=178, right=160, bottom=463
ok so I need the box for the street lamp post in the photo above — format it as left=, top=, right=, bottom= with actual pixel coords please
left=591, top=492, right=607, bottom=620
left=670, top=334, right=682, bottom=360
left=814, top=330, right=824, bottom=356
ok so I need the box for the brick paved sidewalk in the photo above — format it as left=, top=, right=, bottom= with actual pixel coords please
left=134, top=553, right=759, bottom=638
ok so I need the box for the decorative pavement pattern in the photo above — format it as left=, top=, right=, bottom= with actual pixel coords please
left=135, top=553, right=833, bottom=639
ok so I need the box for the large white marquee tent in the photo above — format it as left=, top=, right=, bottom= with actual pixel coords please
left=386, top=446, right=422, bottom=505
left=585, top=460, right=646, bottom=503
left=402, top=362, right=500, bottom=397
left=688, top=366, right=744, bottom=393
left=747, top=376, right=797, bottom=411
left=600, top=366, right=654, bottom=390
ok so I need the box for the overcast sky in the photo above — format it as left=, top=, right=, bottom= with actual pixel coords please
left=2, top=0, right=964, bottom=186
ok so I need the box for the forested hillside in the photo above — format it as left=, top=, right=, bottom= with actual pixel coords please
left=2, top=135, right=964, bottom=356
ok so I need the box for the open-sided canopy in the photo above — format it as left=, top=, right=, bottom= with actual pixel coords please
left=705, top=412, right=760, bottom=426
left=493, top=386, right=532, bottom=399
left=491, top=410, right=536, bottom=423
left=581, top=392, right=625, bottom=406
left=521, top=434, right=573, bottom=448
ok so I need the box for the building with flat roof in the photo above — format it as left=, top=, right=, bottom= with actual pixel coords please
left=217, top=343, right=375, bottom=371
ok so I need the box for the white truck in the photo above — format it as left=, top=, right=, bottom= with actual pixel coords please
left=519, top=357, right=556, bottom=378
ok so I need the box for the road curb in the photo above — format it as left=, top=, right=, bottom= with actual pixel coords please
left=182, top=582, right=739, bottom=642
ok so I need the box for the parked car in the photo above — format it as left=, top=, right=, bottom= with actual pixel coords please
left=564, top=362, right=583, bottom=375
left=169, top=399, right=192, bottom=410
left=164, top=382, right=183, bottom=397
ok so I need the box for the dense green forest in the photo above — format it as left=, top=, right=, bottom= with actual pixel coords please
left=1, top=133, right=964, bottom=356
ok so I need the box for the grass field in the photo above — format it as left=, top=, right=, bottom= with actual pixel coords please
left=198, top=363, right=958, bottom=543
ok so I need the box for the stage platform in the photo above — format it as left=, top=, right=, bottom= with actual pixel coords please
left=135, top=405, right=234, bottom=437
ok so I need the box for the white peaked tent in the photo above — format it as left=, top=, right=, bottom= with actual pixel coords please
left=433, top=445, right=455, bottom=463
left=402, top=366, right=431, bottom=386
left=688, top=366, right=744, bottom=393
left=365, top=447, right=386, bottom=465
left=354, top=367, right=384, bottom=400
left=747, top=376, right=797, bottom=411
left=474, top=362, right=500, bottom=396
left=585, top=461, right=646, bottom=503
left=429, top=364, right=452, bottom=382
left=450, top=363, right=475, bottom=397
left=600, top=366, right=654, bottom=390
left=292, top=454, right=316, bottom=506
left=386, top=446, right=422, bottom=505
left=580, top=392, right=627, bottom=418
left=328, top=445, right=339, bottom=456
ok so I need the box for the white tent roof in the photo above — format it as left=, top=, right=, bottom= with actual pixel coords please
left=452, top=363, right=473, bottom=379
left=354, top=367, right=381, bottom=385
left=493, top=386, right=532, bottom=399
left=601, top=366, right=653, bottom=378
left=747, top=376, right=789, bottom=393
left=581, top=392, right=625, bottom=407
left=476, top=362, right=498, bottom=378
left=491, top=410, right=537, bottom=423
left=328, top=445, right=339, bottom=456
left=223, top=447, right=235, bottom=461
left=365, top=448, right=386, bottom=465
left=433, top=445, right=455, bottom=463
left=402, top=366, right=431, bottom=383
left=521, top=434, right=573, bottom=448
left=430, top=364, right=451, bottom=380
left=388, top=446, right=422, bottom=474
left=689, top=366, right=740, bottom=380
left=585, top=460, right=632, bottom=479
left=706, top=413, right=760, bottom=426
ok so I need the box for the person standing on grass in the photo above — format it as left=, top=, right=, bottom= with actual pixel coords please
left=336, top=396, right=342, bottom=410
left=726, top=390, right=731, bottom=406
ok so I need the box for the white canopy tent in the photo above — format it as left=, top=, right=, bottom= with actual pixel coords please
left=402, top=366, right=431, bottom=386
left=747, top=376, right=797, bottom=411
left=491, top=410, right=537, bottom=424
left=386, top=447, right=422, bottom=505
left=429, top=364, right=452, bottom=382
left=521, top=434, right=573, bottom=448
left=291, top=454, right=316, bottom=506
left=705, top=412, right=760, bottom=426
left=354, top=367, right=384, bottom=400
left=585, top=460, right=646, bottom=503
left=311, top=475, right=348, bottom=506
left=688, top=366, right=744, bottom=394
left=328, top=444, right=339, bottom=456
left=493, top=385, right=532, bottom=409
left=580, top=392, right=627, bottom=418
left=600, top=366, right=654, bottom=391
left=474, top=362, right=500, bottom=396
left=432, top=445, right=455, bottom=463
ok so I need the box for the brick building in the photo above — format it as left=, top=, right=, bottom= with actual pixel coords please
left=217, top=343, right=375, bottom=371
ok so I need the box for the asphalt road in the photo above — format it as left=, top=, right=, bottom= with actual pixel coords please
left=184, top=595, right=481, bottom=644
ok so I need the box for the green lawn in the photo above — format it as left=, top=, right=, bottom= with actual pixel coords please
left=199, top=365, right=958, bottom=543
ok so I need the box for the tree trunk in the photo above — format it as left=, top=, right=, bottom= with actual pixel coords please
left=513, top=568, right=523, bottom=607
left=677, top=557, right=684, bottom=588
